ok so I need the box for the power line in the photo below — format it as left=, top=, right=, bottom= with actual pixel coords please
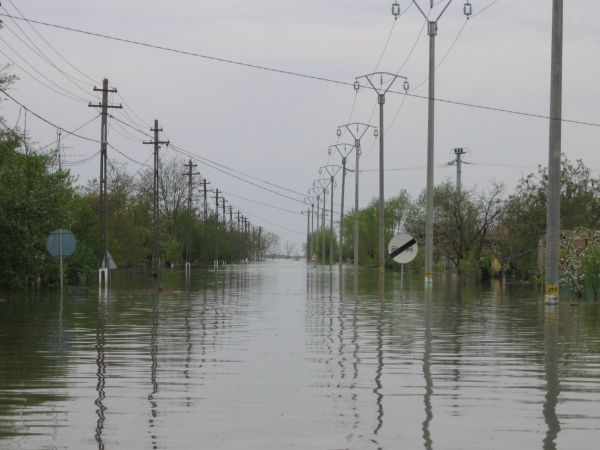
left=108, top=115, right=311, bottom=204
left=0, top=116, right=43, bottom=152
left=0, top=88, right=100, bottom=142
left=62, top=150, right=101, bottom=166
left=222, top=191, right=304, bottom=216
left=108, top=143, right=151, bottom=167
left=108, top=114, right=152, bottom=137
left=38, top=113, right=100, bottom=151
left=0, top=35, right=89, bottom=103
left=1, top=12, right=598, bottom=128
left=236, top=206, right=304, bottom=236
left=115, top=92, right=150, bottom=130
left=4, top=0, right=98, bottom=86
left=168, top=143, right=307, bottom=206
left=0, top=13, right=349, bottom=88
left=470, top=161, right=539, bottom=169
left=373, top=20, right=398, bottom=72
left=472, top=0, right=502, bottom=18
left=408, top=18, right=469, bottom=93
left=1, top=18, right=92, bottom=97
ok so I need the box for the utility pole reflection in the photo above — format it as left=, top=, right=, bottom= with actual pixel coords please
left=148, top=294, right=159, bottom=449
left=543, top=305, right=560, bottom=450
left=422, top=287, right=433, bottom=450
left=94, top=300, right=107, bottom=449
left=374, top=276, right=385, bottom=436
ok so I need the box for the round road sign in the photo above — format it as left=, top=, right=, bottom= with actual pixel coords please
left=46, top=229, right=77, bottom=258
left=388, top=233, right=418, bottom=264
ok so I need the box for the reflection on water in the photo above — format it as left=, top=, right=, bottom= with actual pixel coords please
left=1, top=261, right=600, bottom=449
left=544, top=306, right=560, bottom=450
left=148, top=294, right=159, bottom=449
left=95, top=301, right=107, bottom=449
left=423, top=287, right=433, bottom=450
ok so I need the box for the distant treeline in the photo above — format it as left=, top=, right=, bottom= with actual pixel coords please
left=309, top=157, right=600, bottom=296
left=0, top=131, right=279, bottom=289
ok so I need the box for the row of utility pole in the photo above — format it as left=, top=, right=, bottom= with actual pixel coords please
left=90, top=79, right=263, bottom=288
left=304, top=0, right=564, bottom=304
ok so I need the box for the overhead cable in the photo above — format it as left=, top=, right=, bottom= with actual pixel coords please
left=1, top=13, right=597, bottom=128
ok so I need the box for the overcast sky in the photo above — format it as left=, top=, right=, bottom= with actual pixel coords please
left=1, top=0, right=599, bottom=252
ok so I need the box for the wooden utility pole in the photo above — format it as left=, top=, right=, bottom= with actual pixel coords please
left=257, top=226, right=262, bottom=261
left=214, top=189, right=220, bottom=221
left=88, top=79, right=122, bottom=286
left=143, top=120, right=169, bottom=278
left=202, top=179, right=210, bottom=220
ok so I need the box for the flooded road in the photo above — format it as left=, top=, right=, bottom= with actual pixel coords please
left=1, top=259, right=600, bottom=449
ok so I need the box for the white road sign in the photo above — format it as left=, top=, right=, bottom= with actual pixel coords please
left=388, top=233, right=418, bottom=264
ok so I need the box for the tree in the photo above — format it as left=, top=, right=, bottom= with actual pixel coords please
left=284, top=241, right=296, bottom=258
left=261, top=232, right=280, bottom=257
left=137, top=157, right=188, bottom=233
left=406, top=181, right=503, bottom=279
left=0, top=132, right=74, bottom=287
left=341, top=191, right=415, bottom=267
left=582, top=241, right=600, bottom=300
left=494, top=158, right=600, bottom=280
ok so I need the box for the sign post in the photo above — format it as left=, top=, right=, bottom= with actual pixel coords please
left=46, top=229, right=77, bottom=294
left=388, top=233, right=418, bottom=285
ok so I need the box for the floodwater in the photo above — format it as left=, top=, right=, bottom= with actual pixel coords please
left=1, top=260, right=600, bottom=449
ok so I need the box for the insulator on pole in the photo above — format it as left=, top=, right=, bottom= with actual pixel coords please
left=464, top=1, right=473, bottom=19
left=392, top=1, right=401, bottom=20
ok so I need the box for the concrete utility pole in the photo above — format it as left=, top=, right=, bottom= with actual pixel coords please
left=355, top=72, right=409, bottom=274
left=319, top=166, right=341, bottom=266
left=305, top=195, right=317, bottom=263
left=396, top=0, right=472, bottom=284
left=241, top=216, right=247, bottom=257
left=329, top=143, right=356, bottom=270
left=448, top=147, right=467, bottom=193
left=228, top=205, right=233, bottom=230
left=545, top=0, right=563, bottom=305
left=88, top=78, right=122, bottom=287
left=304, top=207, right=311, bottom=262
left=309, top=188, right=321, bottom=262
left=304, top=195, right=316, bottom=263
left=143, top=120, right=170, bottom=278
left=183, top=159, right=198, bottom=276
left=313, top=178, right=331, bottom=264
left=337, top=123, right=378, bottom=271
left=213, top=189, right=221, bottom=266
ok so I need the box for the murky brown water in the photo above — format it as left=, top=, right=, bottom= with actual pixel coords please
left=1, top=259, right=600, bottom=449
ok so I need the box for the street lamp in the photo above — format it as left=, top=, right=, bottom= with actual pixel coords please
left=399, top=0, right=472, bottom=285
left=354, top=72, right=409, bottom=274
left=337, top=123, right=378, bottom=271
